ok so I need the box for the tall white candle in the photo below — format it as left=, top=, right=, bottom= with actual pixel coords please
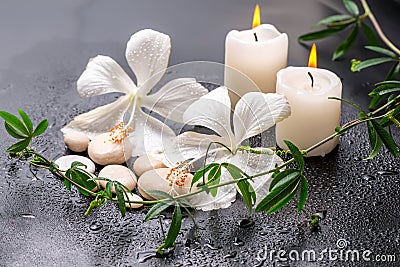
left=275, top=66, right=342, bottom=157
left=224, top=6, right=288, bottom=105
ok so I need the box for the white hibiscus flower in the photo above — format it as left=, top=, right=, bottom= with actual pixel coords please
left=167, top=87, right=290, bottom=211
left=61, top=29, right=207, bottom=156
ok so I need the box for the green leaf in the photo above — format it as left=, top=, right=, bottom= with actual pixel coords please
left=364, top=121, right=383, bottom=160
left=64, top=179, right=72, bottom=191
left=256, top=174, right=301, bottom=213
left=298, top=26, right=348, bottom=41
left=105, top=181, right=113, bottom=198
left=71, top=161, right=87, bottom=169
left=163, top=205, right=182, bottom=248
left=191, top=163, right=219, bottom=189
left=316, top=14, right=352, bottom=26
left=343, top=0, right=359, bottom=16
left=4, top=122, right=28, bottom=139
left=207, top=166, right=221, bottom=197
left=17, top=110, right=33, bottom=134
left=352, top=57, right=394, bottom=72
left=270, top=169, right=301, bottom=191
left=145, top=190, right=173, bottom=200
left=376, top=80, right=400, bottom=86
left=0, top=111, right=29, bottom=136
left=237, top=180, right=256, bottom=213
left=386, top=62, right=400, bottom=80
left=115, top=183, right=127, bottom=217
left=365, top=46, right=397, bottom=58
left=371, top=120, right=398, bottom=157
left=222, top=163, right=248, bottom=179
left=361, top=22, right=379, bottom=46
left=369, top=94, right=386, bottom=109
left=284, top=140, right=305, bottom=172
left=332, top=24, right=359, bottom=60
left=377, top=87, right=400, bottom=96
left=6, top=138, right=31, bottom=153
left=32, top=119, right=48, bottom=137
left=298, top=175, right=308, bottom=213
left=380, top=106, right=400, bottom=127
left=144, top=201, right=173, bottom=222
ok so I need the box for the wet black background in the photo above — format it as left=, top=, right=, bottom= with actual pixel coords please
left=0, top=0, right=399, bottom=266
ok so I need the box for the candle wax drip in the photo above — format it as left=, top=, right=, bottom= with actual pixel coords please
left=253, top=32, right=258, bottom=42
left=307, top=72, right=314, bottom=88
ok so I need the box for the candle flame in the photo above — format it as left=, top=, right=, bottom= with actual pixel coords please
left=252, top=4, right=261, bottom=28
left=308, top=43, right=317, bottom=68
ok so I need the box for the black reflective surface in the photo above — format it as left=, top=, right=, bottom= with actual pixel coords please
left=0, top=1, right=400, bottom=266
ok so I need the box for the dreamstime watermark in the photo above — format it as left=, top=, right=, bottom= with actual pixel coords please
left=255, top=239, right=396, bottom=264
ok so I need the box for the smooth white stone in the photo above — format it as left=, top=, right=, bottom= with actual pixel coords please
left=98, top=165, right=137, bottom=192
left=88, top=133, right=132, bottom=165
left=133, top=154, right=166, bottom=176
left=54, top=155, right=95, bottom=173
left=137, top=168, right=193, bottom=200
left=124, top=192, right=143, bottom=209
left=63, top=131, right=90, bottom=152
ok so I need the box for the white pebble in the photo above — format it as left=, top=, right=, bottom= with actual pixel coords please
left=63, top=131, right=90, bottom=152
left=124, top=192, right=143, bottom=209
left=54, top=155, right=95, bottom=173
left=133, top=154, right=166, bottom=176
left=88, top=133, right=132, bottom=165
left=138, top=168, right=193, bottom=200
left=98, top=165, right=137, bottom=192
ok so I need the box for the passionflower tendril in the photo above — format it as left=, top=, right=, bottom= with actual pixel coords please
left=167, top=87, right=291, bottom=211
left=61, top=29, right=207, bottom=157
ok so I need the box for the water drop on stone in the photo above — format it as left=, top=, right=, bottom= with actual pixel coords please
left=137, top=250, right=156, bottom=263
left=89, top=221, right=103, bottom=232
left=237, top=218, right=254, bottom=228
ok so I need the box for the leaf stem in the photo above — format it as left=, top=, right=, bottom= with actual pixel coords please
left=360, top=0, right=400, bottom=56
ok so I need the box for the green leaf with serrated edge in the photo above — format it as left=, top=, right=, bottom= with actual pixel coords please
left=298, top=176, right=308, bottom=213
left=64, top=179, right=72, bottom=191
left=163, top=205, right=182, bottom=248
left=17, top=110, right=33, bottom=134
left=343, top=0, right=359, bottom=16
left=365, top=46, right=397, bottom=58
left=237, top=180, right=255, bottom=213
left=145, top=190, right=173, bottom=200
left=255, top=175, right=301, bottom=213
left=284, top=140, right=305, bottom=172
left=32, top=119, right=48, bottom=137
left=364, top=121, right=383, bottom=160
left=361, top=22, right=379, bottom=46
left=0, top=111, right=29, bottom=135
left=6, top=138, right=31, bottom=153
left=269, top=169, right=300, bottom=191
left=266, top=189, right=298, bottom=214
left=333, top=24, right=359, bottom=60
left=298, top=26, right=348, bottom=41
left=115, top=183, right=126, bottom=217
left=191, top=163, right=219, bottom=189
left=316, top=14, right=352, bottom=26
left=352, top=57, right=393, bottom=72
left=371, top=120, right=399, bottom=157
left=105, top=181, right=113, bottom=198
left=144, top=201, right=173, bottom=222
left=5, top=122, right=28, bottom=139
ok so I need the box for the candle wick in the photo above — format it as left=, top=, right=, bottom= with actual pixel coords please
left=307, top=72, right=314, bottom=88
left=253, top=32, right=258, bottom=42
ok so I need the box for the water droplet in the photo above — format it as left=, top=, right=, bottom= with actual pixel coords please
left=233, top=237, right=244, bottom=246
left=223, top=251, right=237, bottom=258
left=237, top=218, right=254, bottom=228
left=204, top=243, right=220, bottom=250
left=377, top=170, right=398, bottom=176
left=21, top=214, right=35, bottom=219
left=89, top=221, right=103, bottom=232
left=137, top=250, right=156, bottom=263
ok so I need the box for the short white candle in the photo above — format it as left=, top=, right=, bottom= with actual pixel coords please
left=224, top=5, right=288, bottom=105
left=275, top=66, right=342, bottom=157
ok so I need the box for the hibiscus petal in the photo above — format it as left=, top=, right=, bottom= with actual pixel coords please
left=187, top=168, right=237, bottom=211
left=164, top=131, right=229, bottom=165
left=77, top=55, right=136, bottom=98
left=141, top=78, right=208, bottom=123
left=230, top=148, right=283, bottom=205
left=233, top=92, right=290, bottom=145
left=129, top=109, right=176, bottom=159
left=125, top=29, right=171, bottom=94
left=183, top=86, right=234, bottom=139
left=61, top=95, right=132, bottom=139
